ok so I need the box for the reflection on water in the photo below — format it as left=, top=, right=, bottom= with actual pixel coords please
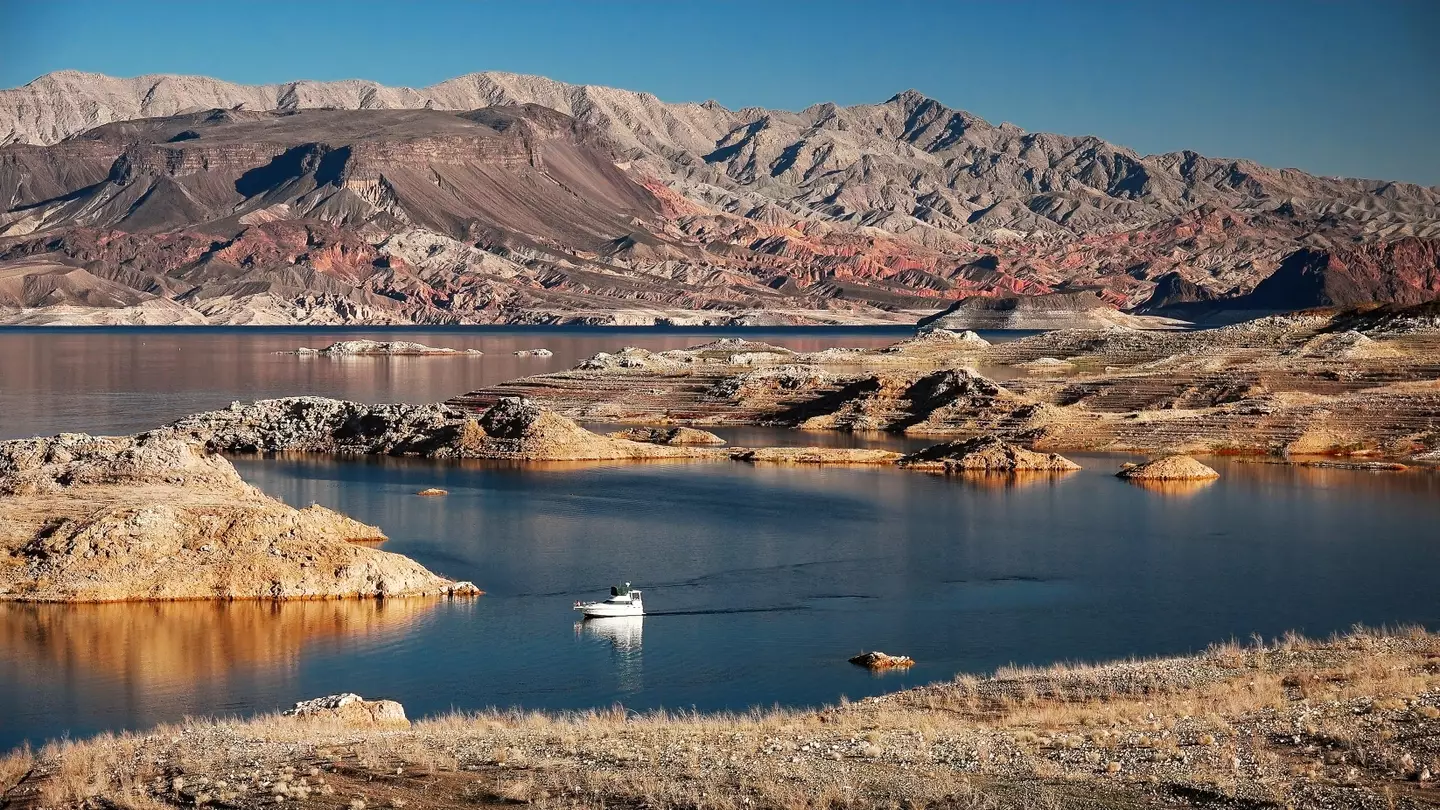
left=579, top=616, right=644, bottom=652
left=0, top=327, right=919, bottom=440
left=1121, top=478, right=1219, bottom=497
left=0, top=598, right=461, bottom=749
left=578, top=617, right=644, bottom=694
left=0, top=600, right=438, bottom=686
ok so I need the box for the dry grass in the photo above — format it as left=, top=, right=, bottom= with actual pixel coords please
left=7, top=627, right=1440, bottom=810
left=0, top=744, right=33, bottom=793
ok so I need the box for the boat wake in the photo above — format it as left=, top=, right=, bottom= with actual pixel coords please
left=644, top=606, right=807, bottom=617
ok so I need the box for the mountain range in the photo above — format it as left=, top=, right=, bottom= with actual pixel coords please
left=1, top=70, right=1437, bottom=325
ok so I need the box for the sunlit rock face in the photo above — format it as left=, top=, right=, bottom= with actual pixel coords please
left=3, top=72, right=1439, bottom=325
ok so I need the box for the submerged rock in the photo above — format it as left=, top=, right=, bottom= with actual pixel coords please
left=284, top=693, right=410, bottom=727
left=608, top=427, right=727, bottom=446
left=1117, top=455, right=1221, bottom=480
left=849, top=651, right=915, bottom=670
left=899, top=436, right=1080, bottom=472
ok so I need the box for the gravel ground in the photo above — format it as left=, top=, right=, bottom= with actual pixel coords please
left=4, top=628, right=1438, bottom=809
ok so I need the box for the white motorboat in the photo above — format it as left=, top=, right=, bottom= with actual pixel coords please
left=574, top=583, right=644, bottom=618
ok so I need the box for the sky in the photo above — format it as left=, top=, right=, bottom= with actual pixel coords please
left=2, top=0, right=1437, bottom=185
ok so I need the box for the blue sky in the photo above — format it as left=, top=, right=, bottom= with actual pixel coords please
left=2, top=0, right=1437, bottom=184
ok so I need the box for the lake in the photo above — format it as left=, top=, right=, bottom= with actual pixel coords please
left=1, top=328, right=1437, bottom=751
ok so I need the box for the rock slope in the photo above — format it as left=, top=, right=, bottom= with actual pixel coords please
left=163, top=396, right=723, bottom=461
left=0, top=433, right=474, bottom=601
left=898, top=436, right=1080, bottom=472
left=1117, top=456, right=1221, bottom=480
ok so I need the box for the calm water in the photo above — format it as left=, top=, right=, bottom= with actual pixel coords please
left=1, top=330, right=1438, bottom=751
left=0, top=326, right=918, bottom=440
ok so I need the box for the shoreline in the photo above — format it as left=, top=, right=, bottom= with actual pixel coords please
left=456, top=316, right=1440, bottom=462
left=4, top=626, right=1436, bottom=808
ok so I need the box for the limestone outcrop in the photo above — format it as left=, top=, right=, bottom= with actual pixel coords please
left=849, top=651, right=915, bottom=670
left=0, top=433, right=478, bottom=602
left=608, top=427, right=727, bottom=446
left=1117, top=456, right=1221, bottom=481
left=898, top=437, right=1080, bottom=473
left=288, top=341, right=482, bottom=356
left=730, top=447, right=903, bottom=465
left=459, top=311, right=1440, bottom=461
left=163, top=396, right=722, bottom=461
left=283, top=693, right=410, bottom=727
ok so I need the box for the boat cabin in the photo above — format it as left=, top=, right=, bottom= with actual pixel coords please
left=607, top=583, right=642, bottom=603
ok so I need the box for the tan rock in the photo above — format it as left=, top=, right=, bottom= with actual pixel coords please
left=1117, top=455, right=1221, bottom=481
left=283, top=693, right=410, bottom=727
left=416, top=488, right=448, bottom=496
left=899, top=436, right=1080, bottom=473
left=849, top=651, right=915, bottom=670
left=607, top=427, right=727, bottom=446
left=463, top=398, right=721, bottom=461
left=0, top=433, right=475, bottom=602
left=288, top=340, right=481, bottom=356
left=730, top=447, right=903, bottom=465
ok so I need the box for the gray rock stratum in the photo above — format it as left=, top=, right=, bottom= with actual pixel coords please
left=2, top=70, right=1438, bottom=325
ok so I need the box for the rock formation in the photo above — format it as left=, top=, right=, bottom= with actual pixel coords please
left=730, top=447, right=903, bottom=465
left=917, top=292, right=1182, bottom=331
left=283, top=693, right=409, bottom=727
left=1117, top=456, right=1221, bottom=481
left=899, top=436, right=1080, bottom=473
left=0, top=433, right=477, bottom=601
left=894, top=328, right=991, bottom=350
left=608, top=427, right=727, bottom=446
left=458, top=310, right=1440, bottom=461
left=162, top=396, right=724, bottom=461
left=288, top=341, right=482, bottom=356
left=849, top=651, right=915, bottom=670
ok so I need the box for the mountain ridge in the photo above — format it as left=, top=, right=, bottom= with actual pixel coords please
left=1, top=70, right=1437, bottom=325
left=6, top=69, right=1436, bottom=190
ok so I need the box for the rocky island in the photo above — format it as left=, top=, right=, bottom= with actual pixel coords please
left=285, top=341, right=482, bottom=356
left=458, top=305, right=1440, bottom=463
left=0, top=432, right=476, bottom=601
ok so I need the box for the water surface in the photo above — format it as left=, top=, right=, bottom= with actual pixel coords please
left=2, top=450, right=1435, bottom=750
left=0, top=326, right=917, bottom=439
left=0, top=329, right=1436, bottom=751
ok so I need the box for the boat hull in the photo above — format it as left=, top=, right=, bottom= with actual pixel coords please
left=579, top=603, right=644, bottom=618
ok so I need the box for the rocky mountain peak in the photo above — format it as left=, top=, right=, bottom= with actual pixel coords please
left=1, top=70, right=1438, bottom=326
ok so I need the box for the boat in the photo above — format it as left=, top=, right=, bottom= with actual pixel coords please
left=574, top=583, right=644, bottom=618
